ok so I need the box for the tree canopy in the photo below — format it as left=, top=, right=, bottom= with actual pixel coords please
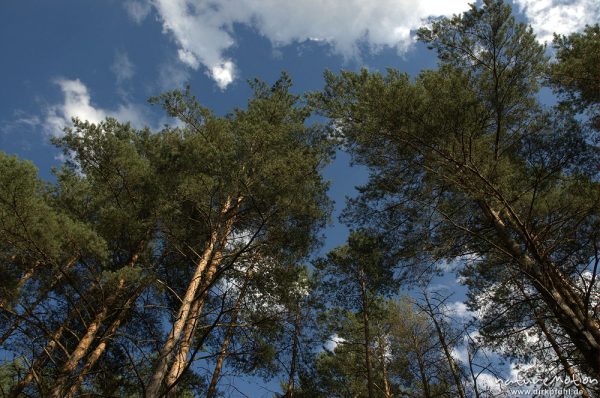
left=1, top=1, right=599, bottom=397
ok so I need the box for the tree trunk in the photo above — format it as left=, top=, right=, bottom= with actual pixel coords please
left=205, top=276, right=250, bottom=398
left=164, top=296, right=202, bottom=397
left=49, top=242, right=146, bottom=398
left=481, top=202, right=600, bottom=376
left=359, top=269, right=375, bottom=398
left=424, top=295, right=467, bottom=398
left=63, top=281, right=147, bottom=398
left=284, top=309, right=301, bottom=398
left=377, top=334, right=392, bottom=398
left=146, top=196, right=238, bottom=398
left=8, top=321, right=68, bottom=398
left=0, top=257, right=76, bottom=345
left=163, top=214, right=240, bottom=396
left=514, top=281, right=592, bottom=398
left=413, top=333, right=431, bottom=398
left=537, top=315, right=592, bottom=398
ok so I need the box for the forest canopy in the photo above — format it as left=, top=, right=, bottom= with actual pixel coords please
left=1, top=1, right=599, bottom=397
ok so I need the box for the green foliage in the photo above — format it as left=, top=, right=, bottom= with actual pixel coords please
left=301, top=298, right=454, bottom=397
left=313, top=0, right=600, bottom=381
left=550, top=24, right=600, bottom=130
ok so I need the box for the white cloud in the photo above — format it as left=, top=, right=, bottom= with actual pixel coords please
left=514, top=0, right=600, bottom=43
left=45, top=78, right=148, bottom=135
left=451, top=345, right=469, bottom=363
left=324, top=333, right=346, bottom=351
left=447, top=301, right=474, bottom=319
left=137, top=0, right=600, bottom=89
left=124, top=0, right=152, bottom=24
left=146, top=0, right=472, bottom=89
left=111, top=51, right=135, bottom=85
left=210, top=60, right=236, bottom=89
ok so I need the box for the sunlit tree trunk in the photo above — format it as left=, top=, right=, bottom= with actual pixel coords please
left=377, top=333, right=392, bottom=398
left=146, top=196, right=238, bottom=397
left=49, top=242, right=146, bottom=398
left=0, top=257, right=76, bottom=345
left=514, top=282, right=592, bottom=398
left=63, top=281, right=148, bottom=398
left=8, top=321, right=69, bottom=398
left=164, top=219, right=241, bottom=396
left=413, top=332, right=431, bottom=398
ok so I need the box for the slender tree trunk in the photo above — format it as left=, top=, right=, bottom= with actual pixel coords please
left=146, top=196, right=238, bottom=398
left=413, top=334, right=431, bottom=398
left=0, top=263, right=38, bottom=309
left=205, top=276, right=250, bottom=398
left=49, top=243, right=146, bottom=398
left=63, top=281, right=148, bottom=398
left=359, top=269, right=375, bottom=398
left=284, top=309, right=301, bottom=398
left=146, top=232, right=219, bottom=397
left=377, top=334, right=392, bottom=398
left=423, top=295, right=467, bottom=398
left=8, top=321, right=68, bottom=398
left=538, top=315, right=592, bottom=398
left=164, top=296, right=202, bottom=397
left=49, top=303, right=109, bottom=397
left=164, top=218, right=240, bottom=396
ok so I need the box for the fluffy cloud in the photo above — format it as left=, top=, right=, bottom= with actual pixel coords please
left=514, top=0, right=600, bottom=43
left=148, top=0, right=473, bottom=89
left=45, top=78, right=147, bottom=135
left=139, top=0, right=600, bottom=89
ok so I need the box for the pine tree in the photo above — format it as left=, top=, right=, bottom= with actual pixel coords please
left=313, top=0, right=600, bottom=378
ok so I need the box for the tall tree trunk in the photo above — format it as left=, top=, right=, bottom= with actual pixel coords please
left=146, top=196, right=238, bottom=398
left=49, top=242, right=146, bottom=398
left=514, top=282, right=592, bottom=398
left=205, top=276, right=250, bottom=398
left=413, top=333, right=431, bottom=398
left=49, top=305, right=110, bottom=397
left=284, top=309, right=301, bottom=398
left=164, top=296, right=202, bottom=397
left=8, top=321, right=68, bottom=398
left=537, top=315, right=593, bottom=398
left=377, top=333, right=392, bottom=398
left=163, top=218, right=240, bottom=396
left=423, top=295, right=467, bottom=398
left=481, top=202, right=600, bottom=376
left=62, top=280, right=148, bottom=398
left=359, top=269, right=375, bottom=398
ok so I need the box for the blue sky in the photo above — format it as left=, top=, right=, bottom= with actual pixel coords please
left=1, top=0, right=599, bottom=396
